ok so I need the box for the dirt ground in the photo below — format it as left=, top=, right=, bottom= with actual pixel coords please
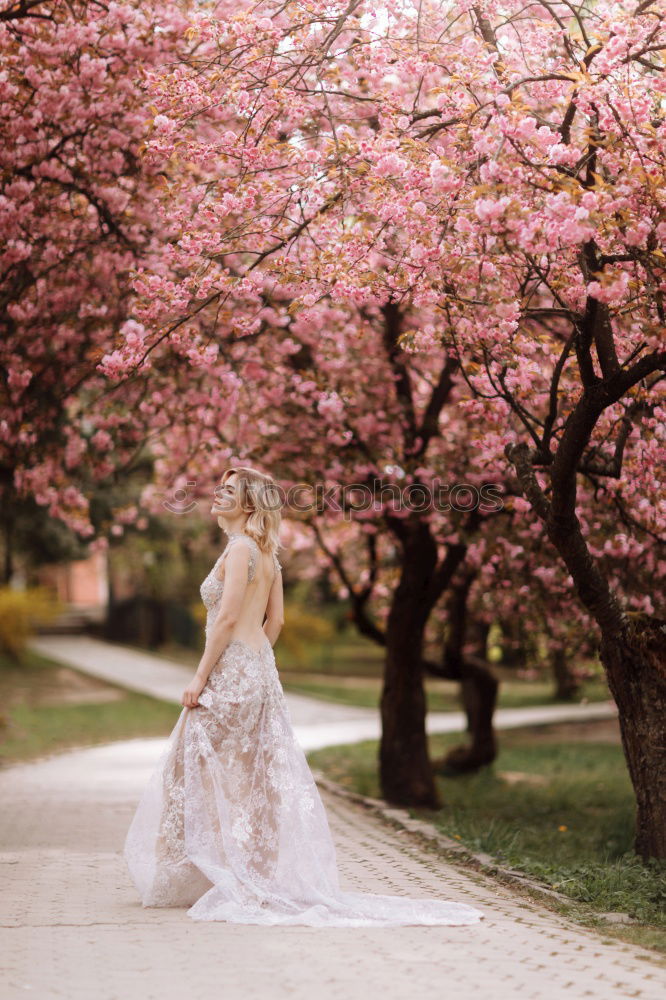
left=2, top=661, right=126, bottom=708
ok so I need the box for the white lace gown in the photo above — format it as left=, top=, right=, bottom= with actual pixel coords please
left=123, top=535, right=485, bottom=927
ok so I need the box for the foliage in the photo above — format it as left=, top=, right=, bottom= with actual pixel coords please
left=0, top=587, right=61, bottom=661
left=0, top=0, right=191, bottom=540
left=277, top=600, right=336, bottom=668
left=95, top=0, right=664, bottom=641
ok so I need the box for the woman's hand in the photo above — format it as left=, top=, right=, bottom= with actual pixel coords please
left=181, top=674, right=206, bottom=709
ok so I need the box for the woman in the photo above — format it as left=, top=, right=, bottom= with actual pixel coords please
left=123, top=466, right=485, bottom=927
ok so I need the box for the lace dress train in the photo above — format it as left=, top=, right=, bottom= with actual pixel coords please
left=123, top=536, right=485, bottom=927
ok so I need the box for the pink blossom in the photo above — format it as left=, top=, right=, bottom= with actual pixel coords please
left=475, top=196, right=510, bottom=223
left=514, top=116, right=537, bottom=140
left=153, top=114, right=174, bottom=134
left=455, top=215, right=472, bottom=233
left=375, top=153, right=407, bottom=177
left=91, top=429, right=113, bottom=450
left=587, top=270, right=630, bottom=305
left=7, top=366, right=33, bottom=390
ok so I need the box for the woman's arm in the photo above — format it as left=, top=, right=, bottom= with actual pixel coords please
left=182, top=545, right=250, bottom=706
left=262, top=562, right=284, bottom=647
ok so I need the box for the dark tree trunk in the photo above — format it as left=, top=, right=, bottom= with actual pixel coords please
left=2, top=500, right=13, bottom=585
left=497, top=616, right=529, bottom=668
left=444, top=659, right=499, bottom=772
left=600, top=615, right=666, bottom=860
left=469, top=617, right=491, bottom=662
left=434, top=574, right=498, bottom=773
left=323, top=510, right=472, bottom=810
left=380, top=618, right=438, bottom=808
left=380, top=541, right=440, bottom=809
left=507, top=422, right=666, bottom=859
left=374, top=303, right=469, bottom=808
left=552, top=646, right=580, bottom=700
left=541, top=509, right=666, bottom=858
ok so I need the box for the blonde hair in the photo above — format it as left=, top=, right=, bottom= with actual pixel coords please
left=220, top=466, right=282, bottom=559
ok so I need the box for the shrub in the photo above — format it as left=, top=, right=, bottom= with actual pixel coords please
left=0, top=587, right=62, bottom=662
left=278, top=603, right=336, bottom=667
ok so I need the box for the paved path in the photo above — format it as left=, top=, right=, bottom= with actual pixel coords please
left=29, top=635, right=619, bottom=751
left=1, top=739, right=664, bottom=1000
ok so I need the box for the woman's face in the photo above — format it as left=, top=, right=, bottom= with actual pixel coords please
left=211, top=473, right=241, bottom=522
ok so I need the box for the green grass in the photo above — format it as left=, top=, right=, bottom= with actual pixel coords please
left=153, top=633, right=387, bottom=678
left=0, top=649, right=179, bottom=766
left=280, top=673, right=611, bottom=711
left=279, top=635, right=387, bottom=676
left=307, top=726, right=666, bottom=954
left=153, top=638, right=611, bottom=711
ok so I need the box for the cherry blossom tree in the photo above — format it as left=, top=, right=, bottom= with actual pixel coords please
left=6, top=0, right=663, bottom=852
left=434, top=2, right=666, bottom=857
left=0, top=0, right=191, bottom=577
left=130, top=290, right=514, bottom=807
left=111, top=0, right=666, bottom=853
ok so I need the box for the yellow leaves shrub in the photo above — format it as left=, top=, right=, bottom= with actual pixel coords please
left=278, top=602, right=335, bottom=667
left=0, top=588, right=62, bottom=662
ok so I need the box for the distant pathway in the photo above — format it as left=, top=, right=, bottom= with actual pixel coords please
left=30, top=634, right=618, bottom=752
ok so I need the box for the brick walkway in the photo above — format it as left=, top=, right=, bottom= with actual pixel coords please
left=1, top=739, right=664, bottom=1000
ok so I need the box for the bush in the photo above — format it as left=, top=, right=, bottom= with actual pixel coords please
left=278, top=602, right=336, bottom=667
left=0, top=587, right=62, bottom=662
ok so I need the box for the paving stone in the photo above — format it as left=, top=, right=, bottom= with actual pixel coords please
left=0, top=739, right=664, bottom=1000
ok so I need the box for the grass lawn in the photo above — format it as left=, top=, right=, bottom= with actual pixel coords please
left=153, top=637, right=612, bottom=711
left=307, top=721, right=666, bottom=955
left=280, top=673, right=612, bottom=711
left=0, top=649, right=179, bottom=766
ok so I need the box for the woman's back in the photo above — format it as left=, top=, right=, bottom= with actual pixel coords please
left=212, top=533, right=282, bottom=654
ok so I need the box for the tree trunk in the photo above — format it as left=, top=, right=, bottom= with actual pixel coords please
left=380, top=547, right=439, bottom=809
left=552, top=646, right=580, bottom=700
left=380, top=616, right=438, bottom=808
left=600, top=615, right=666, bottom=860
left=497, top=616, right=529, bottom=668
left=441, top=658, right=499, bottom=772
left=507, top=437, right=666, bottom=859
left=433, top=574, right=498, bottom=773
left=470, top=618, right=491, bottom=662
left=2, top=506, right=13, bottom=585
left=425, top=649, right=500, bottom=773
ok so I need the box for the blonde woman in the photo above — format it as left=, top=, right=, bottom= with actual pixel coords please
left=123, top=466, right=485, bottom=927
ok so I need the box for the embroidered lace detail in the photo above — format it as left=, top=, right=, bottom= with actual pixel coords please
left=123, top=548, right=485, bottom=927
